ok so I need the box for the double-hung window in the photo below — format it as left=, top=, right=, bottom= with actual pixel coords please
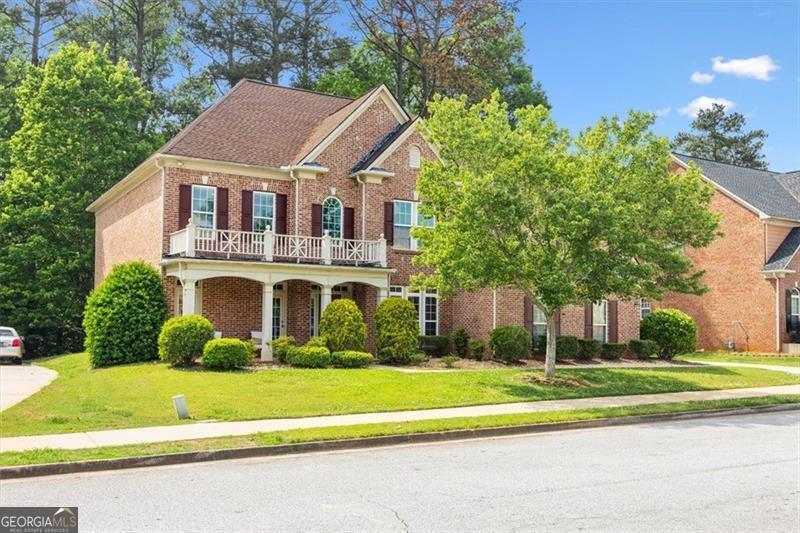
left=389, top=286, right=438, bottom=335
left=592, top=300, right=608, bottom=342
left=393, top=200, right=434, bottom=250
left=191, top=185, right=216, bottom=231
left=533, top=305, right=547, bottom=348
left=252, top=191, right=275, bottom=232
left=322, top=197, right=342, bottom=239
left=640, top=298, right=651, bottom=320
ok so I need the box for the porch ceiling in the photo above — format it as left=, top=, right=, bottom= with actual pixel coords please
left=162, top=257, right=392, bottom=288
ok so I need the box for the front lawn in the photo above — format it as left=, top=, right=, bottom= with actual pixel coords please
left=1, top=352, right=797, bottom=437
left=677, top=352, right=800, bottom=367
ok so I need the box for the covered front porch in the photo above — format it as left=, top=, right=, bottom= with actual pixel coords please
left=163, top=258, right=391, bottom=361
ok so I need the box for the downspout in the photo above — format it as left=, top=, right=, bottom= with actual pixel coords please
left=356, top=174, right=367, bottom=238
left=154, top=156, right=166, bottom=262
left=492, top=289, right=497, bottom=330
left=289, top=168, right=299, bottom=235
left=776, top=278, right=781, bottom=353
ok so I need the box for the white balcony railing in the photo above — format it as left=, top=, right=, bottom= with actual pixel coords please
left=169, top=222, right=387, bottom=267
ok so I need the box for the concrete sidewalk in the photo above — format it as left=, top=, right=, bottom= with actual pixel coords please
left=684, top=360, right=800, bottom=375
left=2, top=384, right=798, bottom=453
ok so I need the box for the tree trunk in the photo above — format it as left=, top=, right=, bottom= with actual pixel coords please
left=135, top=0, right=145, bottom=81
left=544, top=312, right=558, bottom=378
left=31, top=0, right=42, bottom=66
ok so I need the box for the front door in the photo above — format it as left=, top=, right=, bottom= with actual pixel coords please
left=272, top=295, right=286, bottom=339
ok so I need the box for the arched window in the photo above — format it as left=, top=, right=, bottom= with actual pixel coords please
left=322, top=197, right=342, bottom=239
left=409, top=145, right=422, bottom=169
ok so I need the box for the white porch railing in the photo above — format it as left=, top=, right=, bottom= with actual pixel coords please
left=169, top=222, right=387, bottom=267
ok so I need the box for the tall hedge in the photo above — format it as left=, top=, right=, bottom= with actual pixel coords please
left=319, top=299, right=367, bottom=352
left=640, top=308, right=697, bottom=359
left=83, top=261, right=167, bottom=367
left=375, top=298, right=419, bottom=364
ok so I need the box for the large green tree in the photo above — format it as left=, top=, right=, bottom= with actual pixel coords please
left=413, top=94, right=720, bottom=377
left=672, top=103, right=768, bottom=169
left=0, top=43, right=155, bottom=354
left=0, top=9, right=26, bottom=180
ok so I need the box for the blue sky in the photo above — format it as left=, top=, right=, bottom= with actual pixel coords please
left=517, top=1, right=799, bottom=171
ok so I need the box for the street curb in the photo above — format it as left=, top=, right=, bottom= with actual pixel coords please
left=1, top=403, right=798, bottom=480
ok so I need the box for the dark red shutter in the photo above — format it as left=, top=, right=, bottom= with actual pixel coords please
left=241, top=190, right=253, bottom=231
left=343, top=207, right=355, bottom=239
left=178, top=184, right=191, bottom=229
left=311, top=203, right=322, bottom=237
left=217, top=187, right=229, bottom=230
left=275, top=193, right=288, bottom=234
left=584, top=304, right=593, bottom=339
left=608, top=300, right=619, bottom=343
left=383, top=202, right=394, bottom=244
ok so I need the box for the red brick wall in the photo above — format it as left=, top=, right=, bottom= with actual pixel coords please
left=660, top=186, right=775, bottom=352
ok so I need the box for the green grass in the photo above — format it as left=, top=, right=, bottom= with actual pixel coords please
left=2, top=353, right=797, bottom=438
left=1, top=395, right=797, bottom=467
left=677, top=352, right=800, bottom=367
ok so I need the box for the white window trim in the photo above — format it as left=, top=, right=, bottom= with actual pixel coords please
left=322, top=196, right=343, bottom=240
left=252, top=191, right=276, bottom=233
left=389, top=285, right=438, bottom=335
left=191, top=184, right=216, bottom=237
left=639, top=298, right=652, bottom=320
left=532, top=304, right=547, bottom=343
left=791, top=291, right=800, bottom=319
left=593, top=300, right=608, bottom=343
left=393, top=200, right=434, bottom=251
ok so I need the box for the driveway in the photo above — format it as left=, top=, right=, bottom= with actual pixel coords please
left=1, top=411, right=797, bottom=531
left=0, top=364, right=57, bottom=411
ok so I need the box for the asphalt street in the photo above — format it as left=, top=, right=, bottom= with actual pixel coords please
left=1, top=411, right=798, bottom=532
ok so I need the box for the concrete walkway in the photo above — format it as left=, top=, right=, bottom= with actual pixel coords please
left=684, top=360, right=800, bottom=375
left=2, top=384, right=798, bottom=453
left=0, top=365, right=57, bottom=412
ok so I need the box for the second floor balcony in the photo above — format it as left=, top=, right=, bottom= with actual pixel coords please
left=168, top=223, right=388, bottom=268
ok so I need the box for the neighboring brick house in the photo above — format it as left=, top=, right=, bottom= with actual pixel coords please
left=88, top=81, right=641, bottom=360
left=661, top=154, right=800, bottom=353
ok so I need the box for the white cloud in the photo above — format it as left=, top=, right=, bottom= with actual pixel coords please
left=654, top=107, right=671, bottom=118
left=678, top=96, right=735, bottom=118
left=712, top=55, right=779, bottom=81
left=690, top=72, right=714, bottom=84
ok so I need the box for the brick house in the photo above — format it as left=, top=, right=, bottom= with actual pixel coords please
left=88, top=81, right=642, bottom=360
left=662, top=154, right=800, bottom=353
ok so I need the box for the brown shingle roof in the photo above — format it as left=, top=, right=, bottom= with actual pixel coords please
left=159, top=80, right=356, bottom=168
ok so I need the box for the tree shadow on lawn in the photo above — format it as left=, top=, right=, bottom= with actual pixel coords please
left=494, top=366, right=744, bottom=401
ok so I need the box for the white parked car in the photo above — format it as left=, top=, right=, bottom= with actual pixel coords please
left=0, top=327, right=25, bottom=364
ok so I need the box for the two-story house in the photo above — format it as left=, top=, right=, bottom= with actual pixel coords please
left=88, top=81, right=643, bottom=360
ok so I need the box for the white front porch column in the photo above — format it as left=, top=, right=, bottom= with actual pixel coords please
left=181, top=279, right=197, bottom=315
left=377, top=287, right=388, bottom=304
left=261, top=283, right=274, bottom=361
left=320, top=284, right=333, bottom=315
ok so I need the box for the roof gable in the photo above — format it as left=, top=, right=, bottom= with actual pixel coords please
left=672, top=153, right=800, bottom=221
left=765, top=226, right=800, bottom=272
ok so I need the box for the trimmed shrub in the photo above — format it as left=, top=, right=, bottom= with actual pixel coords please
left=577, top=339, right=602, bottom=361
left=306, top=336, right=328, bottom=348
left=419, top=335, right=450, bottom=357
left=158, top=314, right=215, bottom=367
left=319, top=299, right=366, bottom=352
left=489, top=326, right=531, bottom=363
left=556, top=336, right=579, bottom=360
left=601, top=342, right=627, bottom=360
left=450, top=328, right=470, bottom=357
left=201, top=338, right=253, bottom=370
left=629, top=339, right=659, bottom=360
left=442, top=355, right=459, bottom=368
left=83, top=261, right=168, bottom=367
left=468, top=338, right=485, bottom=360
left=270, top=335, right=295, bottom=363
left=408, top=352, right=426, bottom=365
left=288, top=346, right=331, bottom=368
left=331, top=350, right=373, bottom=368
left=375, top=298, right=419, bottom=364
left=640, top=308, right=697, bottom=359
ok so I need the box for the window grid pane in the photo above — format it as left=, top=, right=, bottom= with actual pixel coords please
left=192, top=186, right=215, bottom=229
left=253, top=192, right=275, bottom=232
left=322, top=198, right=342, bottom=239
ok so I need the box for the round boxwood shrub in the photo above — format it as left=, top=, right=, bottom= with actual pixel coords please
left=419, top=335, right=450, bottom=357
left=270, top=335, right=295, bottom=363
left=83, top=261, right=168, bottom=367
left=319, top=299, right=367, bottom=352
left=375, top=298, right=419, bottom=364
left=202, top=338, right=253, bottom=370
left=158, top=314, right=215, bottom=367
left=288, top=345, right=331, bottom=368
left=450, top=328, right=469, bottom=357
left=468, top=338, right=485, bottom=360
left=489, top=326, right=531, bottom=363
left=306, top=336, right=329, bottom=348
left=628, top=339, right=659, bottom=360
left=601, top=342, right=627, bottom=360
left=331, top=350, right=373, bottom=368
left=577, top=338, right=602, bottom=361
left=640, top=308, right=697, bottom=359
left=556, top=335, right=579, bottom=360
